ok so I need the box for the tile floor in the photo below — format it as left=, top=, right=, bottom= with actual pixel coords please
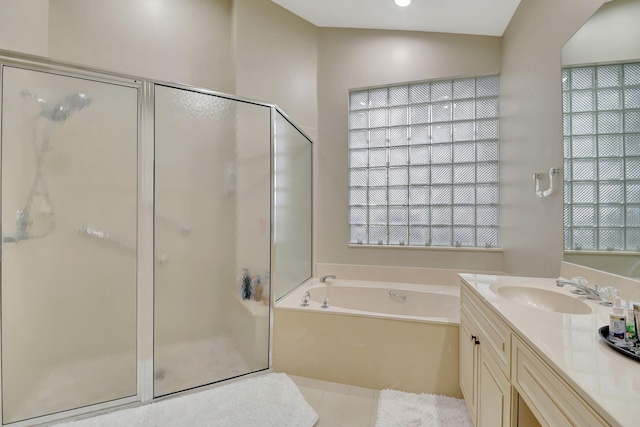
left=288, top=375, right=379, bottom=427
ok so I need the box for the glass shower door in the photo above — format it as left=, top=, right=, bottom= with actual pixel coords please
left=0, top=66, right=139, bottom=423
left=154, top=86, right=271, bottom=397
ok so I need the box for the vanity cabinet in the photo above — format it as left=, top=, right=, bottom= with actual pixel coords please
left=460, top=278, right=613, bottom=427
left=460, top=287, right=512, bottom=427
left=511, top=336, right=608, bottom=427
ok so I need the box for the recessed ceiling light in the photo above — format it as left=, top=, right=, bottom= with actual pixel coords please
left=395, top=0, right=411, bottom=7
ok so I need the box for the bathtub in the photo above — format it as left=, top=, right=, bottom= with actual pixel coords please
left=273, top=278, right=462, bottom=397
left=278, top=279, right=460, bottom=324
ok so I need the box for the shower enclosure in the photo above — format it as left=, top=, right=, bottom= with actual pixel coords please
left=0, top=51, right=312, bottom=426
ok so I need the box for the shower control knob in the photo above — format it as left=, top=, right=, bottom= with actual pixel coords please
left=321, top=296, right=330, bottom=309
left=300, top=291, right=310, bottom=307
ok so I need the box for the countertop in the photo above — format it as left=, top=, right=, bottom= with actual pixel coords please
left=459, top=273, right=640, bottom=427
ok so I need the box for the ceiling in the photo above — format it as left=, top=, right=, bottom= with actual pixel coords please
left=270, top=0, right=522, bottom=37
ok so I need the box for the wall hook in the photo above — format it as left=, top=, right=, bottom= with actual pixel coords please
left=534, top=167, right=561, bottom=198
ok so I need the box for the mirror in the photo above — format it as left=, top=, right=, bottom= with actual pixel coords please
left=562, top=0, right=640, bottom=279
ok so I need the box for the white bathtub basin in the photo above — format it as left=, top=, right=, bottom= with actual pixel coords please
left=308, top=284, right=458, bottom=319
left=277, top=278, right=460, bottom=324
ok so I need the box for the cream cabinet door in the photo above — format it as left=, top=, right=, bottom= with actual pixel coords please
left=460, top=312, right=478, bottom=423
left=477, top=347, right=511, bottom=427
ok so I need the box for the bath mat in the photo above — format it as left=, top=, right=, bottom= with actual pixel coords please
left=55, top=373, right=318, bottom=427
left=375, top=389, right=473, bottom=427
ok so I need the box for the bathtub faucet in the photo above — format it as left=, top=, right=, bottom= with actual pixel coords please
left=320, top=275, right=336, bottom=283
left=300, top=291, right=310, bottom=307
left=389, top=290, right=407, bottom=300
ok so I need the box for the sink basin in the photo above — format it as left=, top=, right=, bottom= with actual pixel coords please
left=493, top=286, right=593, bottom=315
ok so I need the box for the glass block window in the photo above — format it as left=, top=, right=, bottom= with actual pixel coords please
left=563, top=63, right=640, bottom=251
left=349, top=76, right=500, bottom=248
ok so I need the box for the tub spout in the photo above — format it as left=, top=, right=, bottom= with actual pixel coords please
left=320, top=275, right=336, bottom=283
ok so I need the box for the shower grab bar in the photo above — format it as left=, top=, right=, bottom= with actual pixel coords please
left=79, top=226, right=169, bottom=265
left=156, top=214, right=192, bottom=236
left=389, top=291, right=406, bottom=300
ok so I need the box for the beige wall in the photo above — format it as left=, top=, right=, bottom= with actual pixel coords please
left=562, top=0, right=640, bottom=66
left=316, top=28, right=503, bottom=272
left=499, top=0, right=604, bottom=277
left=232, top=0, right=316, bottom=290
left=0, top=0, right=49, bottom=56
left=233, top=0, right=318, bottom=138
left=48, top=0, right=235, bottom=92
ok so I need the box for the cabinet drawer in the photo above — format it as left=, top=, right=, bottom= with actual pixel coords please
left=461, top=287, right=511, bottom=377
left=511, top=336, right=608, bottom=427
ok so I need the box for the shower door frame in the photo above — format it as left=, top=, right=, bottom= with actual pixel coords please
left=0, top=49, right=313, bottom=427
left=0, top=53, right=146, bottom=427
left=150, top=82, right=276, bottom=399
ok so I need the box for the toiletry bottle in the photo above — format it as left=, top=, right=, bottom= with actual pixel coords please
left=241, top=268, right=252, bottom=300
left=253, top=275, right=263, bottom=301
left=627, top=301, right=637, bottom=342
left=609, top=296, right=626, bottom=340
left=262, top=271, right=270, bottom=305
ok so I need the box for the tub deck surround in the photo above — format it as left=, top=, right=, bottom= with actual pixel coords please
left=274, top=278, right=461, bottom=396
left=316, top=262, right=504, bottom=287
left=459, top=273, right=640, bottom=427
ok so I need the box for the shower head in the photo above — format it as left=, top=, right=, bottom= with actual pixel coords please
left=20, top=90, right=92, bottom=122
left=50, top=93, right=92, bottom=122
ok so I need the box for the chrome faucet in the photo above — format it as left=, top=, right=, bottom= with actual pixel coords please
left=556, top=279, right=601, bottom=301
left=320, top=275, right=336, bottom=283
left=300, top=291, right=310, bottom=307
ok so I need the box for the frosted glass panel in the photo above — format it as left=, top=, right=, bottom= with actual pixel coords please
left=1, top=67, right=137, bottom=423
left=154, top=86, right=271, bottom=397
left=348, top=76, right=499, bottom=248
left=274, top=112, right=313, bottom=300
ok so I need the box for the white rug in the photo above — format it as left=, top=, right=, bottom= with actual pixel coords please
left=375, top=389, right=473, bottom=427
left=56, top=373, right=318, bottom=427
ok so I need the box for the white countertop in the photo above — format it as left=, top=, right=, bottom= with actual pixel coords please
left=459, top=274, right=640, bottom=427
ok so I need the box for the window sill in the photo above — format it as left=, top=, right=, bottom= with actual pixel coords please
left=348, top=244, right=503, bottom=253
left=564, top=250, right=640, bottom=256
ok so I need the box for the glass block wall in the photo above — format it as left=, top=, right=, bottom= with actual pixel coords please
left=563, top=63, right=640, bottom=251
left=348, top=76, right=500, bottom=248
